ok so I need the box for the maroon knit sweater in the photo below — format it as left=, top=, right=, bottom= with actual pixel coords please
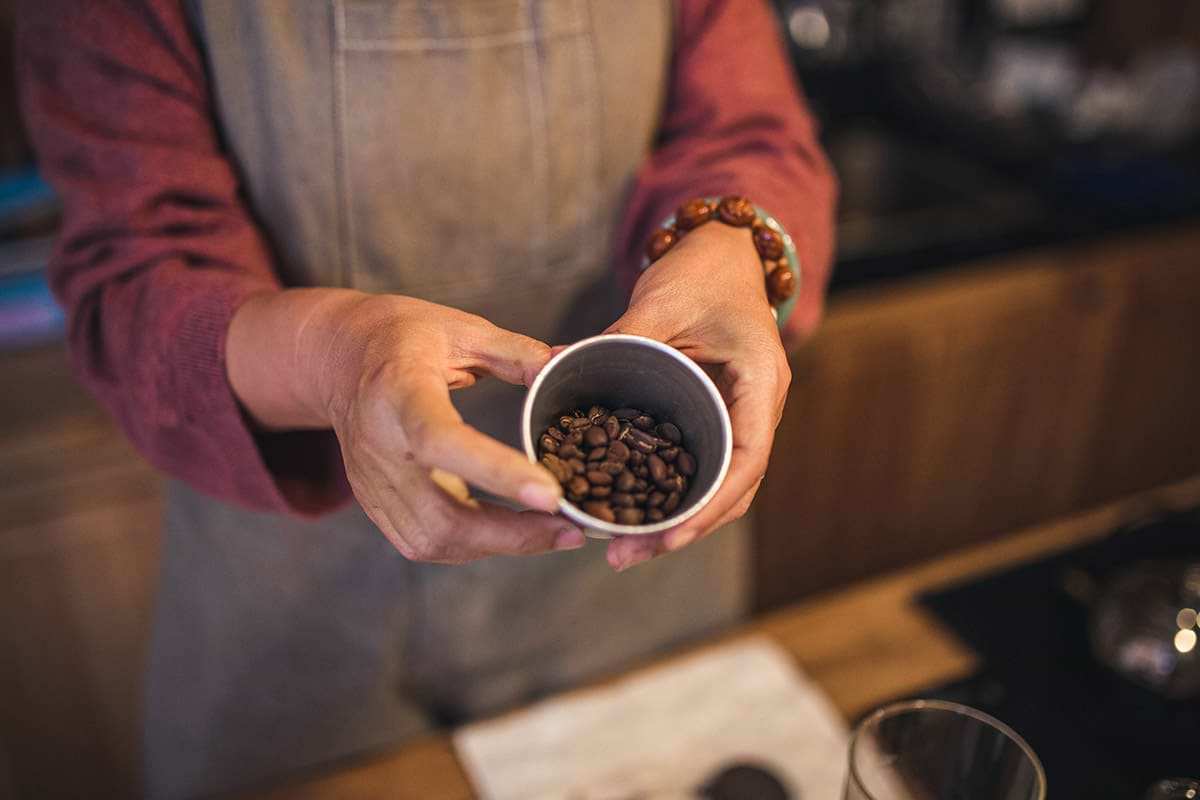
left=17, top=0, right=837, bottom=516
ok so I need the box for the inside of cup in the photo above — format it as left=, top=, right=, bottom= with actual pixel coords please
left=525, top=337, right=729, bottom=531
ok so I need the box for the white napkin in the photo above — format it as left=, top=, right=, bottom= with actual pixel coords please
left=453, top=637, right=849, bottom=800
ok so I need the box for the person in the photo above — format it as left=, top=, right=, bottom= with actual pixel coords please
left=18, top=0, right=836, bottom=796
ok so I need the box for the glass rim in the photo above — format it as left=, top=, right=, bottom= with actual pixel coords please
left=846, top=699, right=1048, bottom=800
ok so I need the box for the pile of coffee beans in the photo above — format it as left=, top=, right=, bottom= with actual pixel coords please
left=537, top=405, right=698, bottom=525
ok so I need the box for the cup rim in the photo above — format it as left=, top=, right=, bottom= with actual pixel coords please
left=846, top=699, right=1047, bottom=800
left=521, top=333, right=733, bottom=536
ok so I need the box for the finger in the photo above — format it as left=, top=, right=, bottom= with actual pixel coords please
left=607, top=476, right=763, bottom=571
left=397, top=369, right=562, bottom=512
left=657, top=381, right=777, bottom=551
left=451, top=502, right=586, bottom=560
left=460, top=322, right=552, bottom=387
left=605, top=533, right=665, bottom=572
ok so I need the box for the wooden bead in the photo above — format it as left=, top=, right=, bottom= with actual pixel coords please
left=766, top=265, right=796, bottom=304
left=717, top=195, right=756, bottom=227
left=676, top=198, right=712, bottom=230
left=645, top=227, right=678, bottom=261
left=752, top=226, right=784, bottom=260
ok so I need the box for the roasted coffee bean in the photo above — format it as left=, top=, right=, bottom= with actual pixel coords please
left=541, top=403, right=697, bottom=524
left=657, top=474, right=685, bottom=494
left=655, top=423, right=682, bottom=444
left=583, top=501, right=615, bottom=523
left=616, top=508, right=645, bottom=526
left=607, top=440, right=631, bottom=463
left=542, top=454, right=570, bottom=482
left=584, top=426, right=608, bottom=448
left=647, top=454, right=668, bottom=482
left=586, top=470, right=613, bottom=486
left=627, top=428, right=658, bottom=454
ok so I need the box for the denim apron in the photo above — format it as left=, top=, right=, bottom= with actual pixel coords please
left=144, top=3, right=750, bottom=796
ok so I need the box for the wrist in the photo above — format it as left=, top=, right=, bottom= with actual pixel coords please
left=641, top=195, right=800, bottom=327
left=673, top=222, right=763, bottom=283
left=227, top=288, right=369, bottom=430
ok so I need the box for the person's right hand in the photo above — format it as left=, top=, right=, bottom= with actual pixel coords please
left=228, top=289, right=585, bottom=563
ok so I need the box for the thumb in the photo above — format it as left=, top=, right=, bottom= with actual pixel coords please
left=398, top=369, right=563, bottom=512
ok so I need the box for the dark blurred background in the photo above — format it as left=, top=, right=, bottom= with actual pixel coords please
left=2, top=1, right=1199, bottom=796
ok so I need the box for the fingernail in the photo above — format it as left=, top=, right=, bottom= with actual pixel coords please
left=519, top=481, right=561, bottom=513
left=553, top=528, right=586, bottom=551
left=665, top=529, right=697, bottom=551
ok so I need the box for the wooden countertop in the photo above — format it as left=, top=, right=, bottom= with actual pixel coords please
left=240, top=475, right=1200, bottom=800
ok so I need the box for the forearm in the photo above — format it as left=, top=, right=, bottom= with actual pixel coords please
left=227, top=287, right=370, bottom=431
left=618, top=0, right=837, bottom=340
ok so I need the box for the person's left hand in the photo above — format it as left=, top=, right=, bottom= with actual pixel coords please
left=602, top=222, right=792, bottom=571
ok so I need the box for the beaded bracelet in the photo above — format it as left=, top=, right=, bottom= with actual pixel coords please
left=641, top=195, right=800, bottom=328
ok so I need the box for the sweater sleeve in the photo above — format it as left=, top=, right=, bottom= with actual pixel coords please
left=614, top=0, right=838, bottom=339
left=17, top=0, right=350, bottom=515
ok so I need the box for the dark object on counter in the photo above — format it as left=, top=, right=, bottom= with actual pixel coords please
left=914, top=509, right=1200, bottom=799
left=700, top=762, right=792, bottom=800
left=1144, top=778, right=1200, bottom=800
left=1090, top=560, right=1200, bottom=700
left=538, top=405, right=696, bottom=524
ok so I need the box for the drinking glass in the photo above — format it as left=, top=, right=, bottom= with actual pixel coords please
left=844, top=700, right=1046, bottom=800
